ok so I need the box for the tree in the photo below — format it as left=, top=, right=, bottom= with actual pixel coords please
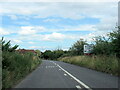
left=41, top=49, right=65, bottom=60
left=69, top=39, right=87, bottom=55
left=53, top=49, right=64, bottom=59
left=93, top=36, right=112, bottom=55
left=35, top=50, right=41, bottom=57
left=108, top=26, right=120, bottom=57
left=93, top=26, right=120, bottom=57
left=1, top=37, right=18, bottom=52
left=42, top=50, right=54, bottom=59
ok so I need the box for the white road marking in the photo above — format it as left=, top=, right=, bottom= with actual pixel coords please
left=53, top=62, right=92, bottom=90
left=45, top=66, right=56, bottom=68
left=52, top=61, right=57, bottom=65
left=76, top=85, right=81, bottom=89
left=64, top=73, right=67, bottom=76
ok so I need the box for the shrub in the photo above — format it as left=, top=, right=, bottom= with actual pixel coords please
left=2, top=51, right=41, bottom=88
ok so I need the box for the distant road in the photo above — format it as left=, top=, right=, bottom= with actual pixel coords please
left=15, top=60, right=118, bottom=89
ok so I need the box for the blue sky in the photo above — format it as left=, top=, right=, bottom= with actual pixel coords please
left=0, top=1, right=118, bottom=51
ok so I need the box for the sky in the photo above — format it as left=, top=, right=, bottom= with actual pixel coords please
left=0, top=0, right=118, bottom=51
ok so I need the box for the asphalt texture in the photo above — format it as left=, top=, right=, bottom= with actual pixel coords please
left=15, top=60, right=118, bottom=89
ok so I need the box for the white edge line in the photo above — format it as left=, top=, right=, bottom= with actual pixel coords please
left=54, top=63, right=92, bottom=90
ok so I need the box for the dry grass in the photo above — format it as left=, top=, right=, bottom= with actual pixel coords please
left=58, top=55, right=118, bottom=76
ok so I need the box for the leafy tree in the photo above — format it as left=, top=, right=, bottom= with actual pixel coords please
left=42, top=50, right=54, bottom=59
left=108, top=26, right=120, bottom=57
left=69, top=39, right=87, bottom=55
left=35, top=50, right=41, bottom=57
left=41, top=49, right=65, bottom=60
left=53, top=49, right=64, bottom=59
left=93, top=36, right=112, bottom=55
left=1, top=37, right=18, bottom=52
left=93, top=26, right=120, bottom=57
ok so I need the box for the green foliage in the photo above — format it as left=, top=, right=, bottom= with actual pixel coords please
left=41, top=49, right=65, bottom=60
left=1, top=37, right=19, bottom=52
left=35, top=50, right=41, bottom=57
left=93, top=26, right=120, bottom=57
left=41, top=50, right=53, bottom=59
left=2, top=51, right=41, bottom=88
left=93, top=36, right=112, bottom=55
left=2, top=38, right=41, bottom=88
left=69, top=39, right=87, bottom=55
left=108, top=26, right=120, bottom=57
left=53, top=50, right=64, bottom=59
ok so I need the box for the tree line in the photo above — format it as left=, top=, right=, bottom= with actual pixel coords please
left=41, top=26, right=120, bottom=59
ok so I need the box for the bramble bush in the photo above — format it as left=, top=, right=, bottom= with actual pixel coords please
left=1, top=38, right=41, bottom=88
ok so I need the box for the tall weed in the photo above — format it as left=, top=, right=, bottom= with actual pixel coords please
left=58, top=55, right=118, bottom=76
left=2, top=51, right=41, bottom=88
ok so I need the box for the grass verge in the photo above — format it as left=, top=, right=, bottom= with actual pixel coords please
left=58, top=55, right=118, bottom=76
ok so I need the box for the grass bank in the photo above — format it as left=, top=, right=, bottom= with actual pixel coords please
left=58, top=55, right=118, bottom=76
left=2, top=51, right=41, bottom=89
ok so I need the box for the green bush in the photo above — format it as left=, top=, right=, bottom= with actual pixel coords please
left=69, top=39, right=87, bottom=55
left=2, top=51, right=41, bottom=88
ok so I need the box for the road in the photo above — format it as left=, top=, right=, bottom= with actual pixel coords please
left=15, top=60, right=118, bottom=89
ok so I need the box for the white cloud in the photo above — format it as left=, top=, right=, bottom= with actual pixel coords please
left=0, top=2, right=117, bottom=32
left=29, top=46, right=49, bottom=51
left=63, top=25, right=97, bottom=31
left=43, top=18, right=60, bottom=22
left=0, top=0, right=118, bottom=2
left=95, top=17, right=117, bottom=31
left=18, top=24, right=97, bottom=33
left=11, top=39, right=22, bottom=44
left=0, top=28, right=10, bottom=35
left=18, top=26, right=37, bottom=35
left=43, top=32, right=65, bottom=41
left=28, top=41, right=34, bottom=44
left=0, top=2, right=117, bottom=19
left=35, top=26, right=46, bottom=32
left=17, top=26, right=46, bottom=35
left=14, top=31, right=77, bottom=42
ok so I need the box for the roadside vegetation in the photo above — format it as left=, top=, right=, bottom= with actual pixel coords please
left=58, top=55, right=118, bottom=75
left=1, top=37, right=41, bottom=88
left=2, top=25, right=119, bottom=89
left=41, top=26, right=120, bottom=76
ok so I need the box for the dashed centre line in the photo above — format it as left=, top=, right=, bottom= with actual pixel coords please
left=76, top=85, right=82, bottom=90
left=64, top=73, right=67, bottom=76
